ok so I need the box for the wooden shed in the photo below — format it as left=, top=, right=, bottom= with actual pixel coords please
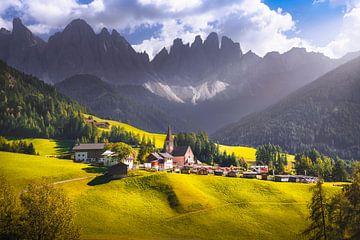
left=214, top=170, right=224, bottom=176
left=226, top=171, right=237, bottom=177
left=107, top=162, right=128, bottom=179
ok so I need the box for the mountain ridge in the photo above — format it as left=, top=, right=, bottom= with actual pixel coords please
left=212, top=56, right=360, bottom=159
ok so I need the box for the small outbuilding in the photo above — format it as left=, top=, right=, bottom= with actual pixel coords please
left=107, top=162, right=128, bottom=179
left=226, top=171, right=237, bottom=177
left=214, top=170, right=224, bottom=176
left=242, top=172, right=258, bottom=178
left=197, top=168, right=209, bottom=175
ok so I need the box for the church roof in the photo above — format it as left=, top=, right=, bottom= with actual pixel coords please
left=172, top=146, right=190, bottom=156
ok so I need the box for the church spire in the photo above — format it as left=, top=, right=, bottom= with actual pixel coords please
left=165, top=125, right=174, bottom=153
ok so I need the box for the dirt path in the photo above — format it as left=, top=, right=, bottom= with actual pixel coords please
left=53, top=176, right=94, bottom=185
left=166, top=201, right=307, bottom=221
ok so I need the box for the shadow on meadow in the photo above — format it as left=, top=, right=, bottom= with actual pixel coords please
left=54, top=139, right=74, bottom=155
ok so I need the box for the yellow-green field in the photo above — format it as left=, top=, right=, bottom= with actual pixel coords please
left=0, top=151, right=96, bottom=189
left=0, top=151, right=341, bottom=239
left=84, top=114, right=166, bottom=149
left=7, top=138, right=74, bottom=156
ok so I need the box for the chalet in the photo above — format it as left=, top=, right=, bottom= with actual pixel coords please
left=100, top=150, right=118, bottom=166
left=95, top=122, right=110, bottom=129
left=164, top=126, right=196, bottom=167
left=106, top=162, right=128, bottom=179
left=85, top=117, right=110, bottom=129
left=145, top=152, right=173, bottom=170
left=249, top=165, right=269, bottom=174
left=73, top=143, right=105, bottom=162
left=274, top=175, right=291, bottom=182
left=123, top=153, right=135, bottom=169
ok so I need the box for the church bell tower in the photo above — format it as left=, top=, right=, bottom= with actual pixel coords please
left=165, top=125, right=174, bottom=153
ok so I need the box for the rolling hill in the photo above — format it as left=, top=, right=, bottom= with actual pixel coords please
left=0, top=151, right=341, bottom=239
left=213, top=56, right=360, bottom=160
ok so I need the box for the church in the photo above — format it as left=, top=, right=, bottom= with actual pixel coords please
left=164, top=126, right=196, bottom=166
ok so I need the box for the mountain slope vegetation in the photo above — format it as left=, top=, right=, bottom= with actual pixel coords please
left=213, top=57, right=360, bottom=159
left=0, top=60, right=96, bottom=140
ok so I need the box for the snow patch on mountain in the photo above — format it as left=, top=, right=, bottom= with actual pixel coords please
left=144, top=82, right=185, bottom=103
left=144, top=80, right=229, bottom=104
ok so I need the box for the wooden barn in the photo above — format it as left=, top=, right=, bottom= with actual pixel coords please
left=197, top=168, right=209, bottom=175
left=107, top=162, right=128, bottom=179
left=226, top=171, right=237, bottom=177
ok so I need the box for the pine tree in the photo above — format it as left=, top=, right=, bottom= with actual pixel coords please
left=303, top=180, right=329, bottom=240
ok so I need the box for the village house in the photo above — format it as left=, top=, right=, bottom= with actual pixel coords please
left=73, top=143, right=105, bottom=162
left=164, top=126, right=196, bottom=167
left=145, top=152, right=173, bottom=170
left=73, top=143, right=134, bottom=169
left=100, top=150, right=118, bottom=167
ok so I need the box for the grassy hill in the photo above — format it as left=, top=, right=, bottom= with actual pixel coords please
left=0, top=151, right=96, bottom=188
left=0, top=152, right=340, bottom=239
left=6, top=138, right=74, bottom=156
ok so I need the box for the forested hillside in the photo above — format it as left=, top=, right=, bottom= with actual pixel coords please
left=213, top=57, right=360, bottom=159
left=0, top=60, right=96, bottom=140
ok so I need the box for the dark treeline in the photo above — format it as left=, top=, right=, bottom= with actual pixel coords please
left=0, top=60, right=97, bottom=141
left=0, top=136, right=36, bottom=155
left=256, top=144, right=288, bottom=173
left=303, top=165, right=360, bottom=240
left=295, top=148, right=354, bottom=181
left=174, top=132, right=247, bottom=168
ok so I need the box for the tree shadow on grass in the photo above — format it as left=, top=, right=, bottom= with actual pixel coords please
left=87, top=174, right=111, bottom=186
left=82, top=166, right=107, bottom=174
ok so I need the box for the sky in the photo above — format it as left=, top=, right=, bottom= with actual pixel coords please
left=0, top=0, right=360, bottom=59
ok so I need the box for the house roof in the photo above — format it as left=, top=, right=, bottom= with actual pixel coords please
left=171, top=146, right=189, bottom=156
left=73, top=143, right=105, bottom=151
left=159, top=152, right=173, bottom=158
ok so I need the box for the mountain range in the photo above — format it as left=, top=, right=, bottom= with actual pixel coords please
left=1, top=17, right=360, bottom=159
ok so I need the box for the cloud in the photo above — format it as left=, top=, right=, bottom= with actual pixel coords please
left=0, top=0, right=358, bottom=59
left=319, top=6, right=360, bottom=57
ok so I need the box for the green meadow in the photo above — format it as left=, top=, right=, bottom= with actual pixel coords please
left=0, top=151, right=340, bottom=240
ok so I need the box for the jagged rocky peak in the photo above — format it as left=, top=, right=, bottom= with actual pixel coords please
left=62, top=18, right=95, bottom=38
left=10, top=17, right=45, bottom=49
left=204, top=32, right=219, bottom=50
left=170, top=38, right=190, bottom=55
left=0, top=27, right=10, bottom=35
left=221, top=36, right=241, bottom=52
left=191, top=35, right=203, bottom=49
left=99, top=27, right=110, bottom=37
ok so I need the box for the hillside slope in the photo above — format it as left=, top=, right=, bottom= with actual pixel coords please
left=0, top=153, right=341, bottom=239
left=0, top=60, right=92, bottom=139
left=213, top=57, right=360, bottom=159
